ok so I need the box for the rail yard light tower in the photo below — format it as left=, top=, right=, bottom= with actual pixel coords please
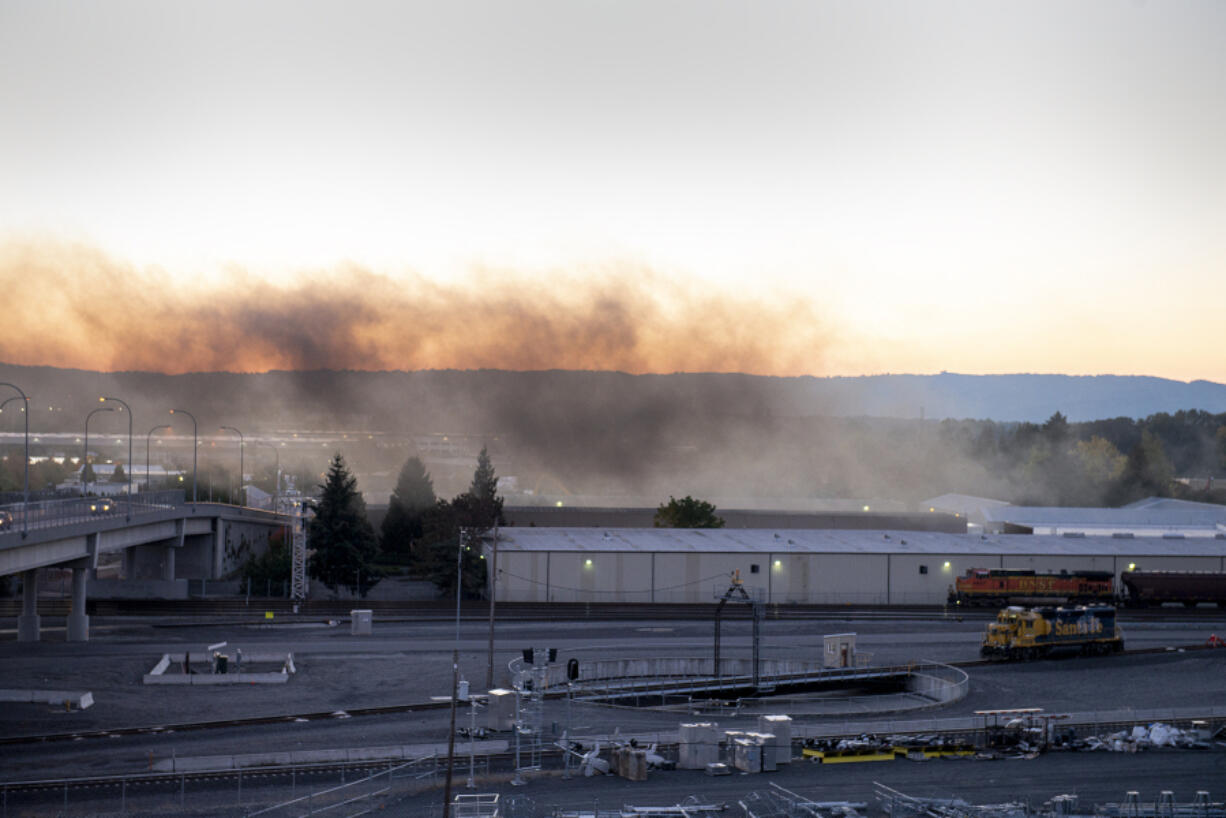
left=83, top=406, right=116, bottom=497
left=219, top=426, right=244, bottom=506
left=100, top=397, right=134, bottom=519
left=169, top=409, right=198, bottom=504
left=0, top=383, right=30, bottom=536
left=146, top=424, right=172, bottom=492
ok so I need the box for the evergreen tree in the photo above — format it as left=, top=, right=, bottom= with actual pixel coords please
left=307, top=453, right=381, bottom=595
left=381, top=455, right=435, bottom=563
left=112, top=463, right=127, bottom=483
left=417, top=495, right=489, bottom=598
left=468, top=446, right=504, bottom=530
left=415, top=448, right=504, bottom=597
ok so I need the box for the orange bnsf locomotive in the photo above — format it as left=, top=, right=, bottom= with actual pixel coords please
left=948, top=568, right=1115, bottom=607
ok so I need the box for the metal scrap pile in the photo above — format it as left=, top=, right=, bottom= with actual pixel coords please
left=1075, top=722, right=1212, bottom=752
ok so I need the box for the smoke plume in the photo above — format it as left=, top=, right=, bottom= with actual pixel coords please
left=0, top=239, right=831, bottom=376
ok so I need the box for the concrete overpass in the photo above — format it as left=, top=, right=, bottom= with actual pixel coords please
left=0, top=491, right=291, bottom=642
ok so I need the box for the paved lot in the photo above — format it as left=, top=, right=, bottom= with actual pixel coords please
left=1, top=611, right=1224, bottom=813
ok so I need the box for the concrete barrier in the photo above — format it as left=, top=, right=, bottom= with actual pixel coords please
left=0, top=689, right=94, bottom=710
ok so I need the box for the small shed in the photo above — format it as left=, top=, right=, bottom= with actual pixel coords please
left=823, top=633, right=857, bottom=668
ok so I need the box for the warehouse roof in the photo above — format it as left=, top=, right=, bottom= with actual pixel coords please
left=981, top=504, right=1226, bottom=529
left=493, top=527, right=1226, bottom=557
left=922, top=493, right=1012, bottom=518
left=1123, top=496, right=1226, bottom=512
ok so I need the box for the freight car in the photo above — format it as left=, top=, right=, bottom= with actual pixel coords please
left=948, top=568, right=1115, bottom=607
left=1119, top=571, right=1226, bottom=608
left=980, top=605, right=1123, bottom=660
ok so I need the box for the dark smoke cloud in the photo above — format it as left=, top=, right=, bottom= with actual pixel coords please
left=0, top=239, right=832, bottom=376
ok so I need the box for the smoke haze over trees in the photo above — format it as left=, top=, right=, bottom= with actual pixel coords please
left=2, top=364, right=1226, bottom=509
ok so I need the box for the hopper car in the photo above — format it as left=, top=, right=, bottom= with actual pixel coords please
left=1119, top=571, right=1226, bottom=608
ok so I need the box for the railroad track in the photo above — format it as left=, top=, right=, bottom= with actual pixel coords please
left=3, top=599, right=1223, bottom=621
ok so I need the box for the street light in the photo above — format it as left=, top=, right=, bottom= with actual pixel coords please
left=146, top=424, right=172, bottom=492
left=219, top=426, right=245, bottom=506
left=100, top=397, right=134, bottom=519
left=0, top=383, right=30, bottom=536
left=169, top=409, right=197, bottom=504
left=83, top=406, right=116, bottom=496
left=256, top=441, right=279, bottom=512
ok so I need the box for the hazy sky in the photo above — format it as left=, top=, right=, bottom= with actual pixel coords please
left=2, top=1, right=1224, bottom=379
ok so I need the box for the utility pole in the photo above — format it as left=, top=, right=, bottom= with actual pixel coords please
left=442, top=527, right=466, bottom=818
left=485, top=526, right=499, bottom=689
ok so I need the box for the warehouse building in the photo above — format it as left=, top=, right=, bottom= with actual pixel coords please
left=486, top=527, right=1226, bottom=605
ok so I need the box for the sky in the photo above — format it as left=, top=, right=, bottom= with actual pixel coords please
left=1, top=0, right=1224, bottom=380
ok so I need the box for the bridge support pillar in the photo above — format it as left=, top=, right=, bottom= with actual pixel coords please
left=17, top=569, right=40, bottom=642
left=163, top=545, right=176, bottom=581
left=67, top=563, right=90, bottom=642
left=124, top=547, right=137, bottom=580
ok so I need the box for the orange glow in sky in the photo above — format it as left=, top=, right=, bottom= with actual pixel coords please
left=2, top=2, right=1224, bottom=381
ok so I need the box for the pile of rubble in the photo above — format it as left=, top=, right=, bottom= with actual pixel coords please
left=1077, top=722, right=1213, bottom=752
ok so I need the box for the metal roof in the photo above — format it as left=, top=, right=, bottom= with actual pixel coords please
left=1123, top=496, right=1226, bottom=512
left=494, top=527, right=1226, bottom=557
left=922, top=494, right=1012, bottom=516
left=981, top=505, right=1226, bottom=528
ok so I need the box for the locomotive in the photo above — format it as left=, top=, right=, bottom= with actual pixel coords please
left=980, top=605, right=1124, bottom=660
left=951, top=567, right=1226, bottom=608
left=948, top=568, right=1114, bottom=607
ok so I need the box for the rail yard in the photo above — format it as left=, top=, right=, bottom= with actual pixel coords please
left=1, top=603, right=1224, bottom=816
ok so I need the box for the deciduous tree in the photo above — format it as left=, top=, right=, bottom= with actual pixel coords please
left=653, top=495, right=725, bottom=528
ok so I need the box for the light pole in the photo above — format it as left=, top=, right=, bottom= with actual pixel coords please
left=219, top=426, right=244, bottom=506
left=146, top=424, right=172, bottom=492
left=256, top=441, right=279, bottom=512
left=83, top=407, right=116, bottom=496
left=169, top=409, right=197, bottom=504
left=0, top=383, right=30, bottom=537
left=443, top=527, right=466, bottom=817
left=100, top=397, right=134, bottom=519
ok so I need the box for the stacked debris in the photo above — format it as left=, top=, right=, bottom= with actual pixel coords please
left=1077, top=722, right=1213, bottom=752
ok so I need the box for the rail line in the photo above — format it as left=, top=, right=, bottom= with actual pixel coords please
left=3, top=599, right=1224, bottom=622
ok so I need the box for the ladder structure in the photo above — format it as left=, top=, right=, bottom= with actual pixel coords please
left=290, top=502, right=308, bottom=605
left=511, top=649, right=549, bottom=785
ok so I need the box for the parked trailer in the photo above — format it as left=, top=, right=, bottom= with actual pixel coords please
left=1120, top=571, right=1226, bottom=608
left=949, top=568, right=1115, bottom=607
left=980, top=605, right=1124, bottom=660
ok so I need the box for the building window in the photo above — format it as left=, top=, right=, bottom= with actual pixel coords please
left=919, top=565, right=928, bottom=575
left=749, top=564, right=760, bottom=574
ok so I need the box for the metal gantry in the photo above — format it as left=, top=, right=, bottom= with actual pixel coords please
left=511, top=649, right=549, bottom=785
left=290, top=501, right=308, bottom=607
